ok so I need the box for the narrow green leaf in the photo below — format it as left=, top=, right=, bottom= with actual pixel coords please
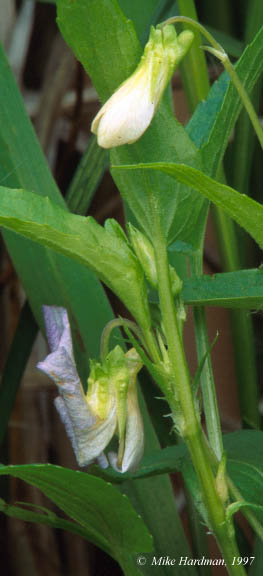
left=66, top=135, right=109, bottom=215
left=0, top=464, right=153, bottom=570
left=0, top=42, right=114, bottom=361
left=181, top=269, right=263, bottom=309
left=0, top=302, right=38, bottom=444
left=186, top=73, right=229, bottom=148
left=118, top=0, right=165, bottom=44
left=57, top=0, right=142, bottom=101
left=0, top=497, right=96, bottom=548
left=192, top=333, right=218, bottom=396
left=114, top=163, right=263, bottom=248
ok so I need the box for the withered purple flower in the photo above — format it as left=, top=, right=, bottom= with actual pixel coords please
left=37, top=306, right=144, bottom=473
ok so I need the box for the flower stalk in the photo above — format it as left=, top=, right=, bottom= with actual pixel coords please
left=160, top=16, right=263, bottom=149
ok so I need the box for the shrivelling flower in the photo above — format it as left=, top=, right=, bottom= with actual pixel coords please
left=37, top=306, right=144, bottom=473
left=91, top=24, right=194, bottom=148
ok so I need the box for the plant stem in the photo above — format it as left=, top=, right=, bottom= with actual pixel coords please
left=161, top=15, right=263, bottom=148
left=211, top=168, right=259, bottom=429
left=221, top=56, right=263, bottom=149
left=192, top=254, right=224, bottom=459
left=150, top=195, right=245, bottom=575
left=177, top=0, right=210, bottom=110
left=175, top=1, right=223, bottom=459
left=172, top=7, right=259, bottom=429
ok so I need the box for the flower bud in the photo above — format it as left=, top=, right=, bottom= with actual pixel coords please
left=128, top=224, right=183, bottom=296
left=91, top=25, right=194, bottom=148
left=128, top=224, right=158, bottom=288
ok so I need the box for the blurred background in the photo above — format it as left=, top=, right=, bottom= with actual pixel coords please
left=0, top=1, right=262, bottom=574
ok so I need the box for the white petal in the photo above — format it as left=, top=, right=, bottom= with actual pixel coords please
left=95, top=76, right=155, bottom=148
left=54, top=377, right=114, bottom=468
left=75, top=403, right=117, bottom=467
left=108, top=383, right=144, bottom=473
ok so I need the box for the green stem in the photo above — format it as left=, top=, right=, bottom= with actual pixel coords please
left=211, top=169, right=259, bottom=429
left=150, top=194, right=245, bottom=576
left=177, top=0, right=210, bottom=111
left=100, top=317, right=160, bottom=364
left=169, top=9, right=259, bottom=429
left=100, top=318, right=145, bottom=357
left=161, top=15, right=263, bottom=148
left=192, top=254, right=223, bottom=459
left=221, top=56, right=263, bottom=149
left=175, top=2, right=223, bottom=458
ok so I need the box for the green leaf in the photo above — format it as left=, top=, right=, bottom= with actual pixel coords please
left=0, top=464, right=153, bottom=572
left=0, top=186, right=150, bottom=330
left=181, top=269, right=263, bottom=309
left=223, top=431, right=263, bottom=515
left=114, top=162, right=263, bottom=249
left=0, top=497, right=94, bottom=545
left=186, top=73, right=229, bottom=148
left=192, top=333, right=218, bottom=396
left=0, top=302, right=38, bottom=444
left=57, top=0, right=206, bottom=251
left=65, top=135, right=109, bottom=215
left=95, top=442, right=188, bottom=483
left=118, top=0, right=166, bottom=44
left=0, top=42, right=113, bottom=361
left=57, top=0, right=142, bottom=101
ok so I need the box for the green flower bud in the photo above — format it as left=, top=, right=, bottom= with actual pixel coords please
left=128, top=223, right=158, bottom=288
left=128, top=224, right=183, bottom=296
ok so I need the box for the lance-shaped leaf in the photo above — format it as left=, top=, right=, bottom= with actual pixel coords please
left=0, top=41, right=114, bottom=365
left=181, top=269, right=263, bottom=309
left=0, top=186, right=151, bottom=330
left=113, top=163, right=263, bottom=249
left=0, top=464, right=153, bottom=573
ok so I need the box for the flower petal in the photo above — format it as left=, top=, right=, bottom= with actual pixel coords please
left=108, top=381, right=144, bottom=473
left=54, top=384, right=115, bottom=467
left=38, top=306, right=113, bottom=468
left=95, top=76, right=154, bottom=149
left=43, top=306, right=71, bottom=353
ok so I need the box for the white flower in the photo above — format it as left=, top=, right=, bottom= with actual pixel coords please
left=37, top=307, right=144, bottom=473
left=91, top=25, right=194, bottom=148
